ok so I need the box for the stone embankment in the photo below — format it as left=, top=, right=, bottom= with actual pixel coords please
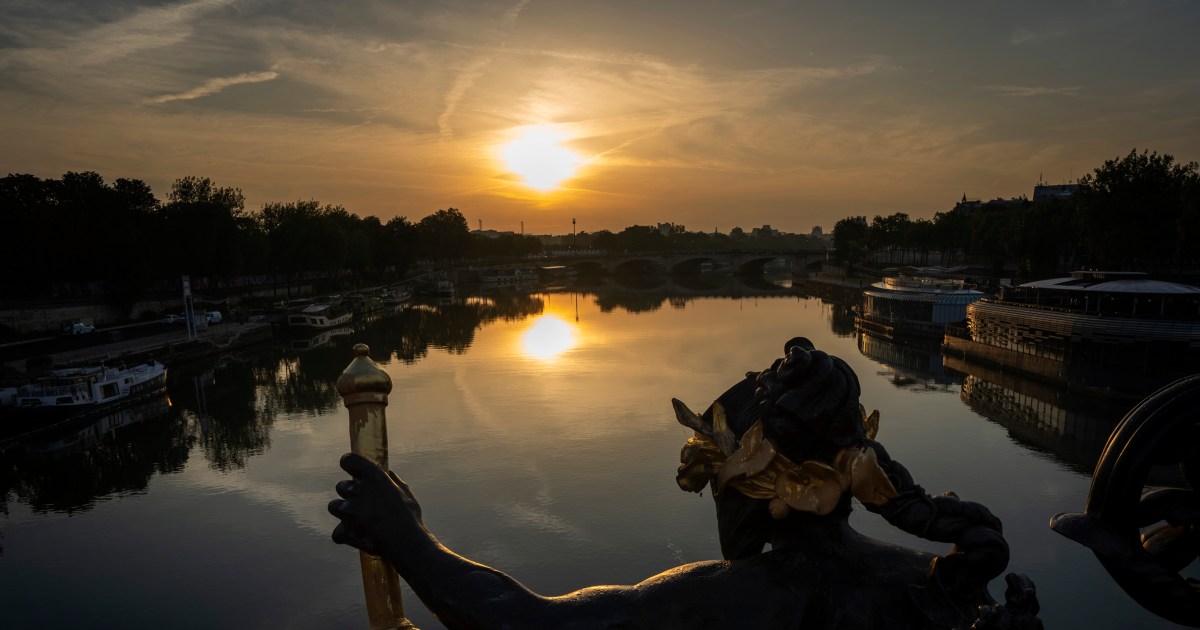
left=0, top=322, right=274, bottom=377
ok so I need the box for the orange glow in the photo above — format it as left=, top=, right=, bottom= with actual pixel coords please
left=520, top=314, right=577, bottom=360
left=500, top=125, right=582, bottom=191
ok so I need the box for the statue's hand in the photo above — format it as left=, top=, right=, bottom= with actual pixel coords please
left=328, top=452, right=427, bottom=559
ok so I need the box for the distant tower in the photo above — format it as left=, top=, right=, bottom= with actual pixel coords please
left=478, top=219, right=483, bottom=230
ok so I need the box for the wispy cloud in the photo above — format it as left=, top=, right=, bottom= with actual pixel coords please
left=145, top=71, right=279, bottom=104
left=1010, top=27, right=1037, bottom=46
left=82, top=0, right=237, bottom=65
left=438, top=0, right=533, bottom=137
left=982, top=84, right=1080, bottom=97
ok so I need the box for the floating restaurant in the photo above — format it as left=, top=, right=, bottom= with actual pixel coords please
left=943, top=271, right=1200, bottom=396
left=856, top=267, right=988, bottom=340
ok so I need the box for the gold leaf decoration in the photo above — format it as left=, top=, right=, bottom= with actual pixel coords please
left=846, top=446, right=897, bottom=506
left=864, top=408, right=880, bottom=440
left=711, top=401, right=737, bottom=456
left=672, top=398, right=711, bottom=436
left=774, top=461, right=845, bottom=516
left=717, top=421, right=777, bottom=490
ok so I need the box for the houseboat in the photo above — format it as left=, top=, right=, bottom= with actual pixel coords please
left=379, top=285, right=413, bottom=306
left=943, top=271, right=1200, bottom=396
left=481, top=268, right=538, bottom=288
left=856, top=268, right=988, bottom=340
left=8, top=361, right=168, bottom=416
left=286, top=302, right=353, bottom=330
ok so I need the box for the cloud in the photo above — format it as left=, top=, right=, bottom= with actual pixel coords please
left=438, top=0, right=533, bottom=137
left=982, top=84, right=1080, bottom=97
left=145, top=70, right=279, bottom=104
left=1010, top=27, right=1037, bottom=46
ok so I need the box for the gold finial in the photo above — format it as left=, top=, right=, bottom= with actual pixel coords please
left=336, top=343, right=392, bottom=404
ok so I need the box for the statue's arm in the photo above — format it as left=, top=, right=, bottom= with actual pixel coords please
left=329, top=452, right=733, bottom=629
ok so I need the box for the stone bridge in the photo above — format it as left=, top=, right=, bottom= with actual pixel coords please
left=542, top=249, right=828, bottom=275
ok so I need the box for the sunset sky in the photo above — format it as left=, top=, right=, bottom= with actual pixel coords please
left=2, top=0, right=1197, bottom=234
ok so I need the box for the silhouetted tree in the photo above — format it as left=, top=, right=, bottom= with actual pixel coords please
left=832, top=216, right=869, bottom=271
left=1075, top=149, right=1200, bottom=271
left=416, top=208, right=472, bottom=264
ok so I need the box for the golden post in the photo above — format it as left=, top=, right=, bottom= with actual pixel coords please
left=336, top=343, right=414, bottom=629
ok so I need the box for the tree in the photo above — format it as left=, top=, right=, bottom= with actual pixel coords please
left=161, top=176, right=249, bottom=278
left=1075, top=149, right=1200, bottom=271
left=832, top=216, right=868, bottom=271
left=416, top=208, right=472, bottom=263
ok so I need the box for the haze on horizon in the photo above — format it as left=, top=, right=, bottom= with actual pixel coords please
left=1, top=0, right=1196, bottom=235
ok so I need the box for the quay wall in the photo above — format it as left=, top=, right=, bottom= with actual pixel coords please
left=1, top=283, right=317, bottom=336
left=800, top=276, right=867, bottom=305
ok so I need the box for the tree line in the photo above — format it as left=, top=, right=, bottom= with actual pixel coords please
left=0, top=172, right=826, bottom=303
left=831, top=149, right=1200, bottom=277
left=0, top=173, right=540, bottom=302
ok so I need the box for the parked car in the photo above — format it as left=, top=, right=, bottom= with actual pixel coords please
left=205, top=311, right=223, bottom=324
left=64, top=322, right=95, bottom=335
left=163, top=313, right=186, bottom=324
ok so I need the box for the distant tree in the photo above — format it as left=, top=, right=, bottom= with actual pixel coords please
left=608, top=225, right=667, bottom=252
left=0, top=173, right=56, bottom=296
left=907, top=218, right=935, bottom=266
left=1075, top=149, right=1200, bottom=270
left=832, top=216, right=868, bottom=271
left=416, top=208, right=472, bottom=263
left=384, top=216, right=419, bottom=279
left=161, top=176, right=248, bottom=278
left=931, top=210, right=969, bottom=266
left=868, top=213, right=911, bottom=264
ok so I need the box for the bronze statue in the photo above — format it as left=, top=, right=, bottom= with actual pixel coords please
left=329, top=337, right=1042, bottom=629
left=1051, top=374, right=1200, bottom=627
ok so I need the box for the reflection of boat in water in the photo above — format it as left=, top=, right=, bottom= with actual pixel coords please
left=286, top=302, right=353, bottom=330
left=857, top=333, right=962, bottom=390
left=14, top=394, right=172, bottom=458
left=857, top=268, right=987, bottom=340
left=944, top=270, right=1200, bottom=396
left=289, top=326, right=353, bottom=351
left=8, top=361, right=168, bottom=416
left=947, top=353, right=1134, bottom=475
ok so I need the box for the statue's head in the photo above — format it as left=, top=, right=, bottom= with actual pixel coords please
left=673, top=337, right=892, bottom=560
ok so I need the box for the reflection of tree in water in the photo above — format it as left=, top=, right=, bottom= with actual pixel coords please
left=0, top=399, right=192, bottom=517
left=197, top=358, right=286, bottom=472
left=827, top=303, right=857, bottom=337
left=360, top=296, right=544, bottom=363
left=593, top=290, right=666, bottom=314
left=243, top=295, right=547, bottom=432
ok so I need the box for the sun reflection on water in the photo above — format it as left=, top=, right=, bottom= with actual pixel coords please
left=521, top=315, right=577, bottom=360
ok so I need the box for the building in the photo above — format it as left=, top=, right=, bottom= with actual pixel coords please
left=1032, top=183, right=1079, bottom=202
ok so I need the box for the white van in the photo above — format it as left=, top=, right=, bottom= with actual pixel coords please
left=205, top=311, right=223, bottom=324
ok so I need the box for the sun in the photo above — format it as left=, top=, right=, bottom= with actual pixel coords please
left=500, top=125, right=582, bottom=192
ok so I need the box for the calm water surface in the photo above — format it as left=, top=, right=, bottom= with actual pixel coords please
left=0, top=281, right=1190, bottom=629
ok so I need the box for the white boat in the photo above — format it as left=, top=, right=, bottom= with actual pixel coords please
left=286, top=303, right=353, bottom=329
left=12, top=361, right=168, bottom=414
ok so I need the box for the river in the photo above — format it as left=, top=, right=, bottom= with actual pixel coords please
left=0, top=278, right=1190, bottom=629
